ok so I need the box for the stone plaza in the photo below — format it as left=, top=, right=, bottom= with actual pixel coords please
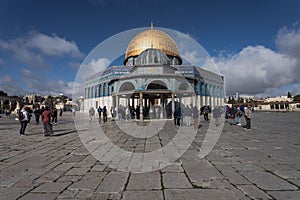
left=0, top=111, right=300, bottom=200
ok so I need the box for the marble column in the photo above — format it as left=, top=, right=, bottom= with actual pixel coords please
left=139, top=92, right=143, bottom=121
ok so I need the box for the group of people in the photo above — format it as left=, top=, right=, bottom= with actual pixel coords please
left=89, top=106, right=108, bottom=123
left=110, top=105, right=143, bottom=120
left=225, top=105, right=253, bottom=129
left=173, top=105, right=199, bottom=129
left=88, top=103, right=253, bottom=130
left=172, top=104, right=253, bottom=130
left=19, top=106, right=63, bottom=136
left=4, top=109, right=11, bottom=117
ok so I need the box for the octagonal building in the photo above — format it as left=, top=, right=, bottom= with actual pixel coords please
left=83, top=25, right=224, bottom=120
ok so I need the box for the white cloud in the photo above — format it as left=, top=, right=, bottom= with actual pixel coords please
left=0, top=31, right=83, bottom=68
left=78, top=57, right=110, bottom=81
left=216, top=45, right=297, bottom=96
left=27, top=32, right=84, bottom=58
left=216, top=25, right=300, bottom=97
left=181, top=50, right=200, bottom=65
left=276, top=25, right=300, bottom=59
left=275, top=25, right=300, bottom=80
left=0, top=75, right=27, bottom=96
left=0, top=38, right=46, bottom=67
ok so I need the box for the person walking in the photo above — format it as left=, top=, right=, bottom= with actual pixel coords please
left=59, top=107, right=63, bottom=116
left=229, top=106, right=236, bottom=125
left=185, top=105, right=192, bottom=126
left=213, top=106, right=222, bottom=127
left=41, top=106, right=53, bottom=136
left=97, top=106, right=102, bottom=121
left=89, top=107, right=95, bottom=121
left=19, top=106, right=29, bottom=136
left=33, top=107, right=40, bottom=123
left=192, top=106, right=199, bottom=129
left=174, top=106, right=182, bottom=126
left=204, top=106, right=209, bottom=121
left=103, top=106, right=107, bottom=123
left=52, top=108, right=58, bottom=124
left=244, top=105, right=253, bottom=129
left=236, top=107, right=243, bottom=126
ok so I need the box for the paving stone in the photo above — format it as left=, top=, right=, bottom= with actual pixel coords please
left=90, top=164, right=106, bottom=172
left=161, top=162, right=184, bottom=173
left=1, top=174, right=25, bottom=187
left=162, top=173, right=192, bottom=188
left=34, top=171, right=64, bottom=183
left=191, top=178, right=233, bottom=189
left=126, top=172, right=161, bottom=190
left=65, top=167, right=90, bottom=176
left=0, top=186, right=33, bottom=200
left=274, top=170, right=300, bottom=179
left=268, top=190, right=300, bottom=200
left=53, top=163, right=76, bottom=171
left=220, top=170, right=251, bottom=185
left=19, top=193, right=58, bottom=200
left=90, top=193, right=111, bottom=200
left=237, top=184, right=273, bottom=199
left=96, top=172, right=129, bottom=193
left=181, top=159, right=224, bottom=182
left=123, top=191, right=164, bottom=200
left=75, top=189, right=94, bottom=198
left=57, top=189, right=78, bottom=199
left=1, top=111, right=300, bottom=199
left=56, top=175, right=82, bottom=183
left=69, top=179, right=101, bottom=191
left=164, top=189, right=246, bottom=200
left=31, top=182, right=72, bottom=193
left=82, top=171, right=106, bottom=180
left=232, top=163, right=265, bottom=172
left=240, top=171, right=298, bottom=191
left=289, top=179, right=300, bottom=187
left=64, top=155, right=86, bottom=163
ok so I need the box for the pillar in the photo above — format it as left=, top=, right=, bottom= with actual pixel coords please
left=171, top=93, right=175, bottom=118
left=139, top=92, right=143, bottom=121
left=0, top=100, right=3, bottom=114
left=116, top=95, right=119, bottom=119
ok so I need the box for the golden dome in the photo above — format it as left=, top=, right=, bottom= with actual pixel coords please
left=124, top=26, right=181, bottom=64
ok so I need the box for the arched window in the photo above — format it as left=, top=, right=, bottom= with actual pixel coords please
left=147, top=81, right=168, bottom=90
left=119, top=82, right=135, bottom=92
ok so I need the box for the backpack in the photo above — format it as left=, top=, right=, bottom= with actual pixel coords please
left=19, top=111, right=25, bottom=121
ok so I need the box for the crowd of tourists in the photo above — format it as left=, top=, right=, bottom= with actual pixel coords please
left=89, top=103, right=253, bottom=130
left=224, top=104, right=253, bottom=129
left=18, top=105, right=65, bottom=137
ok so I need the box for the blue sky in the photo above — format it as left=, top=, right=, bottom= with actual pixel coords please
left=0, top=0, right=300, bottom=97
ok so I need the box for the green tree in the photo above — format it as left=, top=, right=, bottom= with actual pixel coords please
left=0, top=91, right=8, bottom=96
left=293, top=94, right=300, bottom=101
left=287, top=91, right=292, bottom=98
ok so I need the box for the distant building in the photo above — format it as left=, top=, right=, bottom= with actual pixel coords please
left=255, top=96, right=299, bottom=111
left=264, top=96, right=292, bottom=103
